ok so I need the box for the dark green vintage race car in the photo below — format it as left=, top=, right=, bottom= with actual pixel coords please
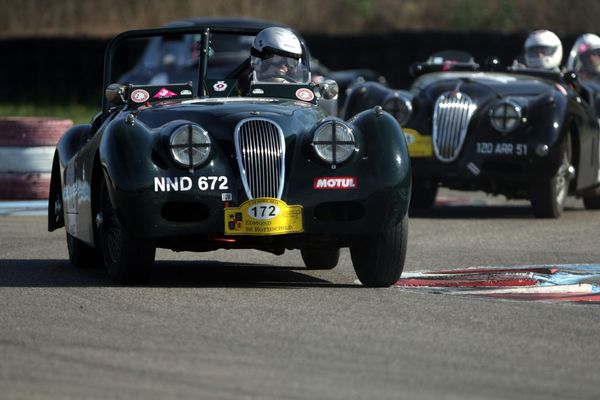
left=47, top=25, right=411, bottom=287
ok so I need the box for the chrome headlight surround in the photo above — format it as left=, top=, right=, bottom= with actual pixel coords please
left=311, top=119, right=357, bottom=168
left=382, top=93, right=412, bottom=126
left=169, top=124, right=211, bottom=168
left=489, top=99, right=522, bottom=133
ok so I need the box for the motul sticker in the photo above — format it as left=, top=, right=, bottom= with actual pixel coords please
left=213, top=81, right=228, bottom=92
left=131, top=89, right=150, bottom=103
left=313, top=177, right=357, bottom=189
left=295, top=88, right=315, bottom=102
left=153, top=88, right=177, bottom=98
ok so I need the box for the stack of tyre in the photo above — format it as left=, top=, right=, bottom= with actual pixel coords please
left=0, top=117, right=71, bottom=199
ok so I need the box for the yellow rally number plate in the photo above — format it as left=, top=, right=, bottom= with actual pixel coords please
left=224, top=198, right=303, bottom=236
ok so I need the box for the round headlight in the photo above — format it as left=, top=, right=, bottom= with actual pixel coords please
left=169, top=124, right=211, bottom=168
left=312, top=120, right=356, bottom=166
left=490, top=100, right=522, bottom=133
left=382, top=94, right=412, bottom=126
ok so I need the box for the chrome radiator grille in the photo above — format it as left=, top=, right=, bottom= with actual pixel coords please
left=234, top=118, right=285, bottom=199
left=432, top=91, right=475, bottom=162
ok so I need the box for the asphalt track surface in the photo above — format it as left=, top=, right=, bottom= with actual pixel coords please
left=1, top=190, right=600, bottom=399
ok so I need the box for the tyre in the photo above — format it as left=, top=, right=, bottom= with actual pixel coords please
left=301, top=248, right=340, bottom=270
left=350, top=214, right=408, bottom=287
left=98, top=179, right=155, bottom=284
left=66, top=232, right=102, bottom=269
left=530, top=137, right=574, bottom=218
left=410, top=180, right=437, bottom=209
left=583, top=195, right=600, bottom=209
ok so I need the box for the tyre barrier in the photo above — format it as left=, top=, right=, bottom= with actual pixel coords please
left=0, top=117, right=72, bottom=200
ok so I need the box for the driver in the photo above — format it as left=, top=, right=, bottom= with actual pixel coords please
left=250, top=27, right=310, bottom=83
left=524, top=29, right=563, bottom=71
left=567, top=33, right=600, bottom=80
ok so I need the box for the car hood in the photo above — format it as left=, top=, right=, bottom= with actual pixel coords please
left=413, top=71, right=558, bottom=101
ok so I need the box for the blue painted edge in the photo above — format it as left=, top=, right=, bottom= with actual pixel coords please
left=0, top=200, right=47, bottom=216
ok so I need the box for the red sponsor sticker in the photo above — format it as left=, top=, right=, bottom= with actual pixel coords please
left=153, top=88, right=177, bottom=98
left=295, top=88, right=315, bottom=102
left=131, top=89, right=150, bottom=103
left=555, top=83, right=568, bottom=96
left=313, top=177, right=357, bottom=189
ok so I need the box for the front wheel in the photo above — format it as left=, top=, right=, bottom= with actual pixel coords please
left=530, top=137, right=574, bottom=218
left=410, top=180, right=437, bottom=209
left=350, top=215, right=408, bottom=287
left=583, top=186, right=600, bottom=209
left=98, top=180, right=155, bottom=284
left=583, top=196, right=600, bottom=209
left=301, top=248, right=340, bottom=270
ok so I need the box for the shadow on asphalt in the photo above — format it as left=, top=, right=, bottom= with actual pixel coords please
left=0, top=259, right=358, bottom=288
left=409, top=204, right=585, bottom=219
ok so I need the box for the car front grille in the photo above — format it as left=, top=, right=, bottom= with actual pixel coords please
left=432, top=91, right=475, bottom=162
left=234, top=118, right=285, bottom=199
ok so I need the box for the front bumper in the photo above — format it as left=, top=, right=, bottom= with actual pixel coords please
left=105, top=147, right=411, bottom=249
left=410, top=133, right=565, bottom=194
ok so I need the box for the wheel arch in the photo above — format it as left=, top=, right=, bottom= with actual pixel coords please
left=90, top=151, right=106, bottom=248
left=47, top=150, right=64, bottom=231
left=568, top=118, right=580, bottom=193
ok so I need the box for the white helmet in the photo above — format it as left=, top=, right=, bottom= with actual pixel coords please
left=567, top=33, right=600, bottom=75
left=250, top=27, right=309, bottom=83
left=524, top=30, right=563, bottom=70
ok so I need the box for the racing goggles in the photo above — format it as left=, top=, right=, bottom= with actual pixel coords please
left=584, top=48, right=600, bottom=58
left=526, top=45, right=557, bottom=57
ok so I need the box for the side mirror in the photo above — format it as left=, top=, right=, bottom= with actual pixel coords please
left=409, top=62, right=424, bottom=77
left=105, top=83, right=127, bottom=106
left=319, top=79, right=339, bottom=100
left=484, top=56, right=502, bottom=71
left=564, top=71, right=579, bottom=86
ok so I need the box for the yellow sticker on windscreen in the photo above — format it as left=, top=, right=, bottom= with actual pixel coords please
left=224, top=198, right=303, bottom=236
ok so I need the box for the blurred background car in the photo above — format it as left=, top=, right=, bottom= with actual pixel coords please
left=344, top=50, right=600, bottom=218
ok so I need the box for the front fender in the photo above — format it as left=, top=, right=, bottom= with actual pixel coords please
left=99, top=117, right=157, bottom=193
left=55, top=124, right=93, bottom=167
left=343, top=81, right=392, bottom=119
left=350, top=107, right=412, bottom=221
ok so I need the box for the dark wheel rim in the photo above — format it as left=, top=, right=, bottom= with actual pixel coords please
left=105, top=209, right=122, bottom=264
left=555, top=136, right=573, bottom=207
left=101, top=185, right=122, bottom=265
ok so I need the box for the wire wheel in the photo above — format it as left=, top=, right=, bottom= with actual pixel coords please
left=531, top=135, right=573, bottom=218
